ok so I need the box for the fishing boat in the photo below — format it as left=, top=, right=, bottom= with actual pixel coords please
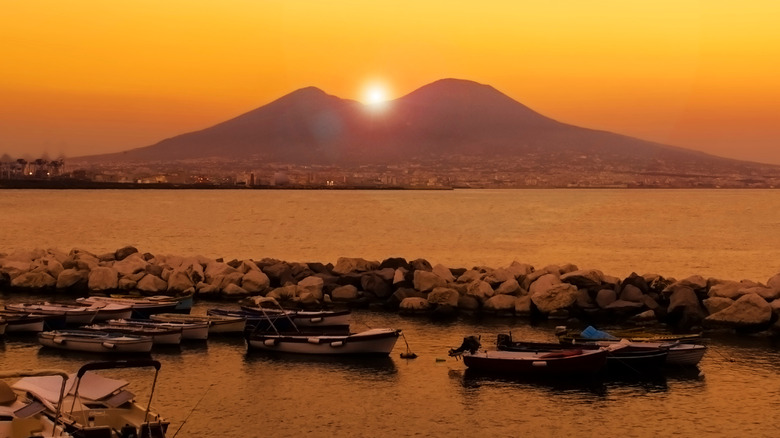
left=81, top=322, right=183, bottom=345
left=38, top=330, right=154, bottom=354
left=0, top=369, right=72, bottom=438
left=12, top=360, right=169, bottom=438
left=76, top=294, right=192, bottom=318
left=149, top=313, right=246, bottom=334
left=239, top=305, right=351, bottom=328
left=83, top=303, right=133, bottom=322
left=107, top=319, right=209, bottom=341
left=246, top=328, right=401, bottom=355
left=496, top=334, right=669, bottom=373
left=5, top=303, right=97, bottom=325
left=449, top=335, right=616, bottom=376
left=555, top=325, right=702, bottom=344
left=0, top=310, right=60, bottom=332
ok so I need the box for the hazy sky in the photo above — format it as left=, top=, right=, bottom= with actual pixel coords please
left=2, top=1, right=779, bottom=164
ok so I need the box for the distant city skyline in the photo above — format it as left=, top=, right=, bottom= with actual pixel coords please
left=2, top=1, right=780, bottom=164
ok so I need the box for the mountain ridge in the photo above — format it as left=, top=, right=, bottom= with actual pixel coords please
left=77, top=78, right=756, bottom=169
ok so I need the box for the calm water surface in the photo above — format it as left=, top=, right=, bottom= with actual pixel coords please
left=2, top=189, right=780, bottom=436
left=2, top=189, right=780, bottom=281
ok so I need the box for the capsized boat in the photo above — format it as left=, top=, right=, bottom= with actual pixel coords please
left=5, top=303, right=97, bottom=325
left=449, top=335, right=618, bottom=376
left=38, top=330, right=154, bottom=354
left=81, top=322, right=183, bottom=345
left=149, top=313, right=245, bottom=334
left=12, top=360, right=169, bottom=438
left=246, top=328, right=401, bottom=356
left=0, top=369, right=72, bottom=437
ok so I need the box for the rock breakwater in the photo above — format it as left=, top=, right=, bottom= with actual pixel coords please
left=1, top=246, right=779, bottom=334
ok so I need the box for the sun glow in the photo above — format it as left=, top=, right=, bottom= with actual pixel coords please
left=363, top=83, right=389, bottom=108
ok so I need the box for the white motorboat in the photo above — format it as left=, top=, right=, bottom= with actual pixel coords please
left=246, top=328, right=401, bottom=355
left=38, top=330, right=154, bottom=354
left=5, top=303, right=97, bottom=325
left=12, top=360, right=169, bottom=437
left=150, top=313, right=246, bottom=334
left=0, top=369, right=72, bottom=438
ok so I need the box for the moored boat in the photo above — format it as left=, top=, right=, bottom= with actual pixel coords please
left=150, top=312, right=246, bottom=334
left=450, top=335, right=614, bottom=376
left=76, top=294, right=192, bottom=318
left=5, top=303, right=97, bottom=325
left=239, top=306, right=351, bottom=328
left=108, top=318, right=209, bottom=340
left=246, top=328, right=401, bottom=356
left=0, top=310, right=59, bottom=332
left=12, top=360, right=169, bottom=437
left=0, top=369, right=72, bottom=438
left=81, top=322, right=183, bottom=345
left=556, top=325, right=702, bottom=344
left=38, top=330, right=153, bottom=354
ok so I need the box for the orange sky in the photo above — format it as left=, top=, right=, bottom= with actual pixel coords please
left=2, top=1, right=779, bottom=164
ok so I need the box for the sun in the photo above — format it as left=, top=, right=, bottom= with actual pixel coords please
left=362, top=82, right=390, bottom=108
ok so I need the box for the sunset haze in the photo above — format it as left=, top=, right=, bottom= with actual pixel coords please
left=2, top=1, right=779, bottom=163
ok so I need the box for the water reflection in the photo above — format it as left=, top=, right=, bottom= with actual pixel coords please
left=243, top=350, right=398, bottom=376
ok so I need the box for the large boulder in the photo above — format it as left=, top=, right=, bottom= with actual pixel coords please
left=205, top=262, right=237, bottom=283
left=560, top=269, right=604, bottom=291
left=739, top=286, right=780, bottom=301
left=707, top=281, right=743, bottom=299
left=241, top=270, right=271, bottom=294
left=595, top=288, right=617, bottom=309
left=531, top=283, right=579, bottom=314
left=495, top=279, right=521, bottom=296
left=506, top=261, right=534, bottom=279
left=456, top=270, right=483, bottom=283
left=483, top=268, right=515, bottom=286
left=332, top=257, right=380, bottom=275
left=705, top=293, right=772, bottom=328
left=262, top=262, right=295, bottom=286
left=331, top=284, right=360, bottom=302
left=483, top=294, right=517, bottom=313
left=619, top=284, right=645, bottom=303
left=767, top=273, right=780, bottom=292
left=112, top=254, right=148, bottom=276
left=667, top=285, right=706, bottom=328
left=515, top=295, right=532, bottom=317
left=167, top=269, right=195, bottom=293
left=221, top=283, right=249, bottom=298
left=413, top=270, right=448, bottom=292
left=465, top=280, right=495, bottom=303
left=431, top=264, right=455, bottom=283
left=399, top=297, right=430, bottom=313
left=427, top=287, right=460, bottom=307
left=703, top=297, right=735, bottom=315
left=361, top=273, right=392, bottom=298
left=10, top=271, right=56, bottom=289
left=266, top=285, right=298, bottom=301
left=457, top=294, right=481, bottom=311
left=379, top=257, right=410, bottom=271
left=0, top=260, right=31, bottom=280
left=297, top=276, right=324, bottom=300
left=88, top=267, right=119, bottom=291
left=136, top=274, right=168, bottom=293
left=56, top=269, right=89, bottom=289
left=114, top=246, right=139, bottom=261
left=528, top=274, right=561, bottom=297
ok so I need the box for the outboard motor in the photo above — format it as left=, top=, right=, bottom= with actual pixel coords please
left=448, top=335, right=481, bottom=358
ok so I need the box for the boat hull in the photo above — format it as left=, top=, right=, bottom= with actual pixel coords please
left=247, top=328, right=400, bottom=355
left=38, top=330, right=153, bottom=353
left=461, top=349, right=609, bottom=375
left=150, top=313, right=246, bottom=334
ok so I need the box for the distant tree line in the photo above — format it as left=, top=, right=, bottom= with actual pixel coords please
left=0, top=155, right=66, bottom=179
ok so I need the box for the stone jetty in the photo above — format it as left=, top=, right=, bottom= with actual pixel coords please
left=1, top=246, right=779, bottom=334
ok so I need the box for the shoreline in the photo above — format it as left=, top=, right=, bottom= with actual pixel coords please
left=2, top=247, right=779, bottom=336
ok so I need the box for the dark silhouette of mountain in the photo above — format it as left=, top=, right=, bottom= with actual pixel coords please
left=81, top=78, right=740, bottom=166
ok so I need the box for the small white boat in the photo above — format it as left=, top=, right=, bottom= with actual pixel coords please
left=0, top=369, right=72, bottom=438
left=108, top=319, right=209, bottom=341
left=150, top=313, right=246, bottom=334
left=0, top=311, right=49, bottom=333
left=84, top=303, right=133, bottom=322
left=12, top=360, right=169, bottom=437
left=240, top=306, right=352, bottom=328
left=586, top=340, right=707, bottom=366
left=81, top=322, right=183, bottom=345
left=38, top=330, right=153, bottom=354
left=5, top=303, right=97, bottom=325
left=247, top=328, right=401, bottom=355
